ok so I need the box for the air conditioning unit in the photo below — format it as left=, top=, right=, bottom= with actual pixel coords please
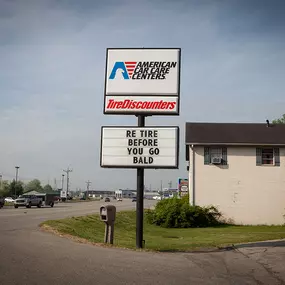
left=211, top=157, right=222, bottom=164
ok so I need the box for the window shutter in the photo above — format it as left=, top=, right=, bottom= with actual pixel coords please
left=274, top=148, right=280, bottom=166
left=222, top=147, right=227, bottom=165
left=204, top=147, right=210, bottom=165
left=256, top=148, right=262, bottom=165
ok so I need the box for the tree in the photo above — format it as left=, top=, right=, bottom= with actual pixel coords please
left=272, top=114, right=285, bottom=124
left=0, top=180, right=11, bottom=197
left=24, top=179, right=43, bottom=193
left=9, top=180, right=24, bottom=197
left=43, top=184, right=53, bottom=193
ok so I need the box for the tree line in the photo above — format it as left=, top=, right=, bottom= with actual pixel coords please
left=0, top=179, right=56, bottom=198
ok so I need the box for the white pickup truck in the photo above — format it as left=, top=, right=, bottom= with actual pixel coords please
left=14, top=195, right=43, bottom=208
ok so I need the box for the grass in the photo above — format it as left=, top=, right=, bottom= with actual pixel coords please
left=41, top=210, right=285, bottom=252
left=4, top=202, right=14, bottom=206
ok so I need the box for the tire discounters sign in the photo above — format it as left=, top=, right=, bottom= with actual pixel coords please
left=100, top=126, right=179, bottom=168
left=104, top=48, right=181, bottom=115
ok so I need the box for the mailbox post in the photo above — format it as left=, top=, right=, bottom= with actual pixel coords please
left=100, top=205, right=116, bottom=244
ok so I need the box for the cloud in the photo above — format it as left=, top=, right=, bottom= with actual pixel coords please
left=0, top=0, right=284, bottom=190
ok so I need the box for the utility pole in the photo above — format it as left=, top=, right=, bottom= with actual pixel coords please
left=63, top=167, right=73, bottom=196
left=61, top=174, right=65, bottom=191
left=15, top=166, right=20, bottom=197
left=86, top=180, right=91, bottom=199
left=53, top=178, right=57, bottom=191
left=0, top=174, right=2, bottom=191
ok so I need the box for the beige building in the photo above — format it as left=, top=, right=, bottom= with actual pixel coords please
left=185, top=121, right=285, bottom=225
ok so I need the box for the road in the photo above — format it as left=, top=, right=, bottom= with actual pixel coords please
left=1, top=200, right=285, bottom=285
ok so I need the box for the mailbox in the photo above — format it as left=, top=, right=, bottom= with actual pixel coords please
left=100, top=205, right=116, bottom=223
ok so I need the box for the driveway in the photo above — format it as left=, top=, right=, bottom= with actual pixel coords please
left=1, top=200, right=285, bottom=285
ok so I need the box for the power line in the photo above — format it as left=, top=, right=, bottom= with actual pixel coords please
left=86, top=180, right=91, bottom=199
left=63, top=167, right=73, bottom=196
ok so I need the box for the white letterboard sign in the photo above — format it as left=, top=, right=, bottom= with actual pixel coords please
left=100, top=126, right=179, bottom=169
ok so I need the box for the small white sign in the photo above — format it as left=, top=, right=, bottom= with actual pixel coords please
left=104, top=96, right=178, bottom=114
left=60, top=190, right=67, bottom=198
left=100, top=127, right=179, bottom=168
left=181, top=185, right=188, bottom=192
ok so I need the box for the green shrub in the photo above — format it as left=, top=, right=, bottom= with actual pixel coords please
left=146, top=197, right=222, bottom=228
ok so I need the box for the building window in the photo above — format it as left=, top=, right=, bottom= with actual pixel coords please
left=256, top=147, right=280, bottom=166
left=204, top=147, right=227, bottom=165
left=262, top=148, right=273, bottom=165
left=210, top=147, right=222, bottom=161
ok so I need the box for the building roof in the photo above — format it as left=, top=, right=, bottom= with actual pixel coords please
left=23, top=190, right=45, bottom=196
left=83, top=190, right=115, bottom=194
left=185, top=122, right=285, bottom=145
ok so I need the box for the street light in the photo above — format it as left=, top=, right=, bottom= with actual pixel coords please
left=15, top=166, right=20, bottom=197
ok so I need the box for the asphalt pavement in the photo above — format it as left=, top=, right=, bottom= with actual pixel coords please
left=1, top=199, right=285, bottom=285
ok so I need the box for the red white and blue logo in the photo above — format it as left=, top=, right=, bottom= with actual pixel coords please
left=108, top=60, right=177, bottom=80
left=109, top=61, right=137, bottom=80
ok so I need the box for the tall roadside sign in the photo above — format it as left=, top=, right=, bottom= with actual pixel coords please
left=178, top=178, right=189, bottom=198
left=104, top=48, right=180, bottom=115
left=101, top=48, right=181, bottom=248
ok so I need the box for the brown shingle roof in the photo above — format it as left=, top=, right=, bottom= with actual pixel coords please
left=185, top=122, right=285, bottom=145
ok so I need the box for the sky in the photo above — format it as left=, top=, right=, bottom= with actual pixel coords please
left=0, top=0, right=285, bottom=191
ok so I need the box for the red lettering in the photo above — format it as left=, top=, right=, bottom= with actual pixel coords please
left=122, top=99, right=130, bottom=108
left=142, top=102, right=148, bottom=109
left=161, top=102, right=167, bottom=109
left=105, top=99, right=177, bottom=110
left=106, top=99, right=115, bottom=108
left=117, top=101, right=123, bottom=108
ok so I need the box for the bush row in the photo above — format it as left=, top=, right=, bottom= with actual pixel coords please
left=146, top=195, right=222, bottom=228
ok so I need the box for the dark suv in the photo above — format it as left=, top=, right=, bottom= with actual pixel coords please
left=0, top=196, right=4, bottom=208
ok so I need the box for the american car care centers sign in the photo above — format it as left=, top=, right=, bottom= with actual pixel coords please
left=104, top=48, right=181, bottom=115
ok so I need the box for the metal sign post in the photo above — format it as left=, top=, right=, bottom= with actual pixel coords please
left=136, top=115, right=145, bottom=248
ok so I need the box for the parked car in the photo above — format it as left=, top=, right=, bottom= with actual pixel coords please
left=0, top=196, right=4, bottom=208
left=117, top=198, right=122, bottom=201
left=14, top=195, right=43, bottom=208
left=5, top=197, right=15, bottom=203
left=132, top=197, right=137, bottom=202
left=104, top=197, right=110, bottom=202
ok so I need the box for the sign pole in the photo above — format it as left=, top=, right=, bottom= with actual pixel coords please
left=136, top=115, right=145, bottom=249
